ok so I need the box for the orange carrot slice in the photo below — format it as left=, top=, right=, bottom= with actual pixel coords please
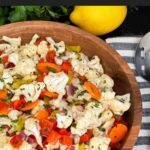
left=108, top=123, right=128, bottom=143
left=35, top=109, right=49, bottom=120
left=84, top=82, right=101, bottom=100
left=45, top=91, right=58, bottom=99
left=37, top=62, right=61, bottom=73
left=0, top=87, right=7, bottom=100
left=21, top=100, right=39, bottom=111
left=0, top=101, right=9, bottom=115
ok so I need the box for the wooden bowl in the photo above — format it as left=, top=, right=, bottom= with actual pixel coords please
left=0, top=21, right=142, bottom=150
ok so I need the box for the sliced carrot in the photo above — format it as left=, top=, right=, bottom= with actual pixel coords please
left=108, top=123, right=128, bottom=143
left=45, top=90, right=58, bottom=99
left=21, top=100, right=39, bottom=111
left=0, top=87, right=7, bottom=100
left=37, top=62, right=61, bottom=73
left=35, top=109, right=49, bottom=120
left=84, top=82, right=101, bottom=100
left=0, top=101, right=9, bottom=115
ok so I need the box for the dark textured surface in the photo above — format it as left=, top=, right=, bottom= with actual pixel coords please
left=102, top=6, right=150, bottom=39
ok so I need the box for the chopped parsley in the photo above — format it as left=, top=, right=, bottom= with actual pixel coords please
left=0, top=77, right=4, bottom=82
left=54, top=45, right=59, bottom=51
left=77, top=90, right=86, bottom=97
left=47, top=67, right=56, bottom=72
left=0, top=114, right=7, bottom=117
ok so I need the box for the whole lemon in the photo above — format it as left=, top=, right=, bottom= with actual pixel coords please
left=70, top=6, right=127, bottom=35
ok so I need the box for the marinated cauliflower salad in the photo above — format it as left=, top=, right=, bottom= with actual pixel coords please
left=0, top=34, right=131, bottom=150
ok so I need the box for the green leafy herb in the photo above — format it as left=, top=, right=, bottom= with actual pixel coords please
left=0, top=114, right=7, bottom=117
left=54, top=45, right=59, bottom=51
left=0, top=77, right=4, bottom=82
left=77, top=90, right=86, bottom=97
left=47, top=67, right=56, bottom=72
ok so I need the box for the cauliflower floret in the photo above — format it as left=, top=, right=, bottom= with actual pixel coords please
left=110, top=94, right=131, bottom=115
left=19, top=44, right=38, bottom=58
left=8, top=52, right=19, bottom=65
left=0, top=118, right=12, bottom=127
left=71, top=101, right=105, bottom=136
left=90, top=74, right=114, bottom=90
left=11, top=82, right=45, bottom=102
left=14, top=58, right=36, bottom=76
left=66, top=51, right=78, bottom=59
left=71, top=53, right=89, bottom=76
left=0, top=134, right=11, bottom=149
left=101, top=118, right=115, bottom=134
left=44, top=72, right=68, bottom=95
left=37, top=41, right=49, bottom=57
left=49, top=94, right=68, bottom=110
left=85, top=70, right=100, bottom=80
left=56, top=109, right=73, bottom=128
left=2, top=70, right=13, bottom=85
left=55, top=56, right=63, bottom=65
left=8, top=110, right=21, bottom=120
left=24, top=118, right=42, bottom=147
left=29, top=34, right=39, bottom=45
left=101, top=91, right=116, bottom=100
left=89, top=136, right=110, bottom=150
left=2, top=36, right=21, bottom=47
left=99, top=110, right=113, bottom=123
left=88, top=56, right=104, bottom=74
left=46, top=37, right=65, bottom=56
left=31, top=100, right=44, bottom=115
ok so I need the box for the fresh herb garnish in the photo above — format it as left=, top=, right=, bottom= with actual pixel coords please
left=0, top=77, right=4, bottom=82
left=0, top=114, right=7, bottom=117
left=54, top=45, right=59, bottom=51
left=47, top=67, right=56, bottom=72
left=77, top=90, right=86, bottom=97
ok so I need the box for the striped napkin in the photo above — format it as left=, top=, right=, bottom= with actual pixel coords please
left=106, top=37, right=150, bottom=150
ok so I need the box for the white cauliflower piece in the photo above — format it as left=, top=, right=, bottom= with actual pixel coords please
left=56, top=109, right=73, bottom=128
left=89, top=136, right=110, bottom=150
left=66, top=51, right=78, bottom=59
left=14, top=58, right=36, bottom=76
left=44, top=72, right=68, bottom=95
left=102, top=91, right=116, bottom=100
left=71, top=101, right=105, bottom=136
left=46, top=37, right=65, bottom=56
left=8, top=110, right=21, bottom=120
left=37, top=41, right=49, bottom=57
left=88, top=56, right=104, bottom=74
left=71, top=53, right=89, bottom=76
left=0, top=118, right=12, bottom=127
left=19, top=44, right=38, bottom=58
left=101, top=118, right=115, bottom=134
left=11, top=82, right=45, bottom=102
left=49, top=94, right=68, bottom=109
left=24, top=118, right=42, bottom=147
left=99, top=110, right=113, bottom=123
left=90, top=74, right=114, bottom=90
left=8, top=52, right=19, bottom=65
left=110, top=94, right=131, bottom=115
left=29, top=34, right=39, bottom=45
left=85, top=70, right=100, bottom=80
left=2, top=70, right=13, bottom=85
left=2, top=36, right=21, bottom=47
left=0, top=134, right=11, bottom=149
left=55, top=56, right=63, bottom=65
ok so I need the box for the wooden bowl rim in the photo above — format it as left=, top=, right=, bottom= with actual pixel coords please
left=0, top=21, right=142, bottom=149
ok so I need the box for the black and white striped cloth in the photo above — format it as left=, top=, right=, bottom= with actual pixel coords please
left=106, top=37, right=150, bottom=150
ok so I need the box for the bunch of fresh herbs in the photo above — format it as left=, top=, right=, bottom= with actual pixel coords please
left=0, top=6, right=73, bottom=25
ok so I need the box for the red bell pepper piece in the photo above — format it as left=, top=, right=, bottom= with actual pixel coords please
left=61, top=61, right=72, bottom=73
left=47, top=130, right=61, bottom=143
left=46, top=50, right=56, bottom=63
left=57, top=128, right=71, bottom=136
left=80, top=129, right=93, bottom=143
left=10, top=135, right=23, bottom=148
left=60, top=135, right=73, bottom=146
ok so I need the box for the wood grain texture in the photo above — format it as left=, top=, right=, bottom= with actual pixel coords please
left=0, top=21, right=142, bottom=150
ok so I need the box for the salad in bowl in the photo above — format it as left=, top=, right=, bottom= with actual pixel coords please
left=0, top=34, right=131, bottom=150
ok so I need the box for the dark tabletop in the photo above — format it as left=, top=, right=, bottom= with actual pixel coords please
left=102, top=6, right=150, bottom=39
